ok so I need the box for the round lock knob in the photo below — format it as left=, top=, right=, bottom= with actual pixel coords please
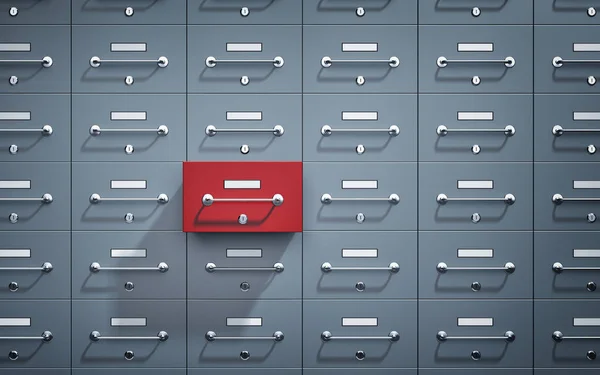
left=125, top=213, right=134, bottom=223
left=124, top=281, right=134, bottom=291
left=240, top=144, right=250, bottom=154
left=9, top=7, right=18, bottom=16
left=588, top=281, right=597, bottom=292
left=273, top=331, right=285, bottom=342
left=125, top=145, right=134, bottom=155
left=471, top=281, right=481, bottom=292
left=9, top=213, right=18, bottom=224
left=589, top=145, right=597, bottom=155
left=125, top=76, right=134, bottom=86
left=355, top=350, right=366, bottom=360
left=356, top=213, right=365, bottom=223
left=587, top=350, right=597, bottom=360
left=589, top=7, right=597, bottom=17
left=240, top=7, right=249, bottom=17
left=589, top=76, right=597, bottom=86
left=472, top=212, right=481, bottom=223
left=588, top=213, right=597, bottom=223
left=9, top=144, right=18, bottom=155
left=240, top=281, right=250, bottom=291
left=241, top=76, right=250, bottom=86
left=472, top=76, right=481, bottom=86
left=356, top=144, right=365, bottom=155
left=471, top=350, right=481, bottom=361
left=124, top=350, right=134, bottom=360
left=9, top=76, right=18, bottom=86
left=356, top=76, right=365, bottom=86
left=355, top=281, right=366, bottom=292
left=240, top=350, right=250, bottom=360
left=356, top=7, right=365, bottom=17
left=238, top=214, right=248, bottom=225
left=125, top=7, right=134, bottom=17
left=8, top=281, right=18, bottom=292
left=472, top=144, right=481, bottom=154
left=8, top=350, right=18, bottom=361
left=472, top=6, right=481, bottom=17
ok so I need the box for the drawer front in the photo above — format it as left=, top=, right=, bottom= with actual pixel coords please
left=419, top=0, right=534, bottom=24
left=188, top=0, right=301, bottom=24
left=419, top=26, right=533, bottom=93
left=72, top=162, right=181, bottom=231
left=0, top=300, right=70, bottom=367
left=419, top=231, right=533, bottom=299
left=72, top=0, right=186, bottom=25
left=188, top=94, right=301, bottom=161
left=188, top=26, right=301, bottom=94
left=303, top=0, right=417, bottom=25
left=0, top=94, right=69, bottom=162
left=419, top=163, right=533, bottom=231
left=188, top=300, right=302, bottom=368
left=303, top=94, right=417, bottom=162
left=303, top=301, right=417, bottom=368
left=421, top=371, right=532, bottom=375
left=303, top=162, right=417, bottom=231
left=72, top=94, right=185, bottom=162
left=303, top=231, right=417, bottom=299
left=72, top=232, right=186, bottom=300
left=187, top=233, right=301, bottom=299
left=535, top=371, right=600, bottom=375
left=72, top=300, right=186, bottom=368
left=419, top=300, right=533, bottom=368
left=419, top=94, right=533, bottom=162
left=73, top=371, right=186, bottom=375
left=72, top=26, right=186, bottom=94
left=183, top=162, right=302, bottom=233
left=0, top=371, right=71, bottom=375
left=534, top=0, right=600, bottom=24
left=190, top=371, right=300, bottom=375
left=0, top=26, right=70, bottom=94
left=305, top=371, right=416, bottom=375
left=0, top=0, right=70, bottom=24
left=303, top=26, right=417, bottom=94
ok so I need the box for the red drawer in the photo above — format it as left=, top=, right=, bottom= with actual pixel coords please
left=183, top=161, right=302, bottom=232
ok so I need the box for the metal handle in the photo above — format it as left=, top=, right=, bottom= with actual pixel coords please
left=321, top=331, right=400, bottom=342
left=205, top=125, right=284, bottom=137
left=205, top=56, right=284, bottom=68
left=553, top=262, right=600, bottom=273
left=0, top=262, right=53, bottom=273
left=90, top=330, right=168, bottom=342
left=0, top=125, right=53, bottom=135
left=0, top=193, right=53, bottom=203
left=321, top=262, right=399, bottom=273
left=90, top=125, right=168, bottom=136
left=321, top=193, right=400, bottom=204
left=437, top=125, right=515, bottom=136
left=205, top=331, right=284, bottom=342
left=553, top=331, right=600, bottom=342
left=437, top=330, right=516, bottom=342
left=553, top=57, right=600, bottom=68
left=552, top=194, right=600, bottom=205
left=321, top=56, right=400, bottom=68
left=202, top=193, right=283, bottom=207
left=0, top=56, right=53, bottom=68
left=437, top=193, right=516, bottom=205
left=90, top=56, right=168, bottom=68
left=437, top=56, right=515, bottom=68
left=321, top=125, right=400, bottom=137
left=89, top=193, right=169, bottom=204
left=552, top=125, right=600, bottom=136
left=89, top=262, right=168, bottom=273
left=437, top=262, right=515, bottom=274
left=206, top=262, right=284, bottom=273
left=0, top=331, right=53, bottom=342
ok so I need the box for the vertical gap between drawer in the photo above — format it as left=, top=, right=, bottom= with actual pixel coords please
left=415, top=5, right=420, bottom=374
left=70, top=2, right=73, bottom=373
left=531, top=11, right=535, bottom=374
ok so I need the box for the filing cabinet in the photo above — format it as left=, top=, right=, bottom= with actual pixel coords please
left=188, top=0, right=301, bottom=25
left=534, top=0, right=600, bottom=25
left=0, top=0, right=70, bottom=25
left=419, top=0, right=534, bottom=25
left=303, top=0, right=417, bottom=25
left=72, top=0, right=186, bottom=25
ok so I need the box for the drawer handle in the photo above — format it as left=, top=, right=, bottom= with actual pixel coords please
left=436, top=194, right=516, bottom=205
left=552, top=194, right=600, bottom=205
left=205, top=125, right=284, bottom=137
left=436, top=262, right=515, bottom=274
left=89, top=56, right=169, bottom=68
left=0, top=262, right=53, bottom=273
left=0, top=194, right=53, bottom=203
left=437, top=56, right=515, bottom=68
left=202, top=193, right=284, bottom=207
left=553, top=331, right=600, bottom=342
left=437, top=330, right=516, bottom=342
left=321, top=262, right=400, bottom=273
left=321, top=331, right=400, bottom=342
left=321, top=193, right=400, bottom=204
left=89, top=262, right=169, bottom=273
left=205, top=262, right=284, bottom=273
left=0, top=56, right=53, bottom=68
left=321, top=56, right=400, bottom=68
left=0, top=331, right=53, bottom=342
left=553, top=262, right=600, bottom=273
left=205, top=331, right=285, bottom=342
left=0, top=125, right=53, bottom=135
left=321, top=125, right=400, bottom=137
left=552, top=125, right=600, bottom=136
left=205, top=56, right=284, bottom=68
left=90, top=125, right=169, bottom=136
left=437, top=125, right=515, bottom=136
left=553, top=56, right=600, bottom=68
left=90, top=330, right=169, bottom=342
left=89, top=193, right=169, bottom=204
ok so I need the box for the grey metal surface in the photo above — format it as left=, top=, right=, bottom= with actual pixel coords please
left=534, top=0, right=600, bottom=24
left=419, top=0, right=534, bottom=25
left=72, top=0, right=186, bottom=25
left=0, top=0, right=70, bottom=24
left=188, top=0, right=301, bottom=25
left=303, top=0, right=417, bottom=25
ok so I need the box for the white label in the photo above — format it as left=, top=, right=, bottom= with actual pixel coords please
left=0, top=112, right=31, bottom=121
left=224, top=180, right=261, bottom=189
left=0, top=180, right=30, bottom=189
left=226, top=318, right=262, bottom=327
left=573, top=112, right=600, bottom=121
left=574, top=43, right=600, bottom=52
left=110, top=112, right=147, bottom=121
left=342, top=249, right=378, bottom=258
left=0, top=318, right=30, bottom=327
left=457, top=112, right=494, bottom=121
left=110, top=180, right=147, bottom=189
left=0, top=249, right=31, bottom=258
left=458, top=318, right=494, bottom=327
left=458, top=43, right=494, bottom=52
left=0, top=43, right=31, bottom=52
left=226, top=43, right=263, bottom=52
left=110, top=43, right=147, bottom=52
left=110, top=249, right=147, bottom=258
left=457, top=180, right=494, bottom=189
left=574, top=249, right=600, bottom=258
left=342, top=318, right=378, bottom=327
left=574, top=318, right=600, bottom=326
left=457, top=249, right=494, bottom=258
left=574, top=181, right=600, bottom=189
left=226, top=112, right=262, bottom=121
left=342, top=112, right=378, bottom=121
left=226, top=249, right=263, bottom=258
left=342, top=43, right=378, bottom=52
left=111, top=318, right=147, bottom=327
left=342, top=180, right=378, bottom=189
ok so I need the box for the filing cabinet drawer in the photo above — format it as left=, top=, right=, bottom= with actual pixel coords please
left=72, top=232, right=186, bottom=300
left=0, top=26, right=70, bottom=94
left=0, top=371, right=71, bottom=375
left=303, top=301, right=417, bottom=368
left=183, top=161, right=302, bottom=233
left=188, top=300, right=302, bottom=368
left=419, top=0, right=533, bottom=25
left=534, top=0, right=600, bottom=24
left=0, top=300, right=70, bottom=367
left=189, top=0, right=301, bottom=24
left=419, top=26, right=533, bottom=93
left=303, top=0, right=417, bottom=25
left=419, top=94, right=533, bottom=162
left=0, top=162, right=70, bottom=231
left=535, top=163, right=600, bottom=230
left=187, top=233, right=301, bottom=299
left=188, top=26, right=301, bottom=94
left=190, top=371, right=300, bottom=375
left=303, top=162, right=417, bottom=231
left=303, top=231, right=417, bottom=299
left=0, top=0, right=70, bottom=24
left=72, top=300, right=185, bottom=368
left=72, top=162, right=181, bottom=231
left=535, top=371, right=600, bottom=375
left=72, top=94, right=185, bottom=162
left=304, top=371, right=416, bottom=375
left=535, top=232, right=600, bottom=298
left=421, top=371, right=532, bottom=375
left=188, top=94, right=301, bottom=161
left=72, top=0, right=185, bottom=25
left=303, top=94, right=417, bottom=162
left=72, top=26, right=186, bottom=94
left=74, top=371, right=185, bottom=375
left=419, top=300, right=533, bottom=367
left=419, top=231, right=533, bottom=299
left=0, top=94, right=69, bottom=162
left=303, top=26, right=416, bottom=94
left=419, top=163, right=533, bottom=231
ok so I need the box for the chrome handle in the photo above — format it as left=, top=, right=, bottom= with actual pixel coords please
left=436, top=194, right=516, bottom=205
left=437, top=262, right=515, bottom=273
left=0, top=194, right=53, bottom=203
left=90, top=56, right=168, bottom=68
left=202, top=193, right=283, bottom=207
left=0, top=331, right=53, bottom=342
left=553, top=57, right=600, bottom=68
left=321, top=262, right=400, bottom=273
left=437, top=331, right=516, bottom=342
left=437, top=56, right=515, bottom=68
left=0, top=125, right=53, bottom=135
left=552, top=125, right=600, bottom=136
left=321, top=193, right=400, bottom=204
left=0, top=262, right=53, bottom=273
left=89, top=193, right=169, bottom=204
left=553, top=262, right=600, bottom=273
left=205, top=125, right=284, bottom=137
left=205, top=56, right=284, bottom=68
left=90, top=125, right=168, bottom=136
left=437, top=125, right=515, bottom=136
left=205, top=331, right=284, bottom=342
left=89, top=262, right=168, bottom=273
left=552, top=194, right=600, bottom=205
left=321, top=125, right=400, bottom=137
left=553, top=331, right=600, bottom=342
left=321, top=331, right=400, bottom=342
left=321, top=56, right=400, bottom=68
left=205, top=262, right=284, bottom=273
left=0, top=56, right=53, bottom=68
left=90, top=330, right=168, bottom=342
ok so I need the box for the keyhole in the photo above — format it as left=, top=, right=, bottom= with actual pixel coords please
left=124, top=145, right=134, bottom=155
left=125, top=76, right=134, bottom=86
left=589, top=7, right=597, bottom=17
left=240, top=281, right=250, bottom=292
left=240, top=144, right=250, bottom=154
left=356, top=144, right=365, bottom=154
left=472, top=144, right=481, bottom=154
left=471, top=281, right=481, bottom=291
left=471, top=350, right=481, bottom=360
left=8, top=282, right=18, bottom=292
left=124, top=282, right=134, bottom=291
left=588, top=350, right=597, bottom=360
left=9, top=213, right=18, bottom=224
left=241, top=76, right=250, bottom=86
left=125, top=7, right=134, bottom=16
left=355, top=351, right=366, bottom=360
left=471, top=7, right=481, bottom=17
left=9, top=7, right=18, bottom=16
left=589, top=76, right=597, bottom=86
left=472, top=76, right=481, bottom=85
left=356, top=7, right=365, bottom=17
left=356, top=213, right=365, bottom=223
left=588, top=282, right=597, bottom=292
left=240, top=351, right=250, bottom=360
left=471, top=213, right=481, bottom=223
left=240, top=7, right=249, bottom=16
left=9, top=145, right=18, bottom=155
left=125, top=213, right=134, bottom=223
left=124, top=350, right=134, bottom=360
left=588, top=213, right=597, bottom=223
left=9, top=76, right=18, bottom=86
left=356, top=76, right=365, bottom=85
left=355, top=282, right=366, bottom=292
left=588, top=145, right=597, bottom=155
left=8, top=350, right=18, bottom=361
left=238, top=214, right=248, bottom=225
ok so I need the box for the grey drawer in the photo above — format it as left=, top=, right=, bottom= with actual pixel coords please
left=303, top=162, right=417, bottom=231
left=72, top=300, right=186, bottom=368
left=303, top=94, right=417, bottom=162
left=188, top=0, right=301, bottom=24
left=419, top=300, right=533, bottom=368
left=303, top=301, right=417, bottom=368
left=421, top=371, right=532, bottom=375
left=419, top=0, right=534, bottom=24
left=73, top=371, right=185, bottom=375
left=534, top=0, right=600, bottom=24
left=419, top=231, right=533, bottom=299
left=72, top=94, right=186, bottom=162
left=303, top=231, right=417, bottom=299
left=0, top=94, right=69, bottom=162
left=305, top=371, right=416, bottom=375
left=303, top=26, right=417, bottom=94
left=72, top=0, right=186, bottom=25
left=188, top=94, right=301, bottom=161
left=188, top=25, right=301, bottom=94
left=419, top=26, right=533, bottom=93
left=535, top=371, right=600, bottom=375
left=303, top=0, right=417, bottom=25
left=0, top=371, right=71, bottom=375
left=0, top=0, right=70, bottom=24
left=419, top=163, right=533, bottom=231
left=72, top=26, right=186, bottom=94
left=419, top=94, right=533, bottom=162
left=188, top=300, right=302, bottom=368
left=72, top=232, right=186, bottom=300
left=189, top=370, right=300, bottom=375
